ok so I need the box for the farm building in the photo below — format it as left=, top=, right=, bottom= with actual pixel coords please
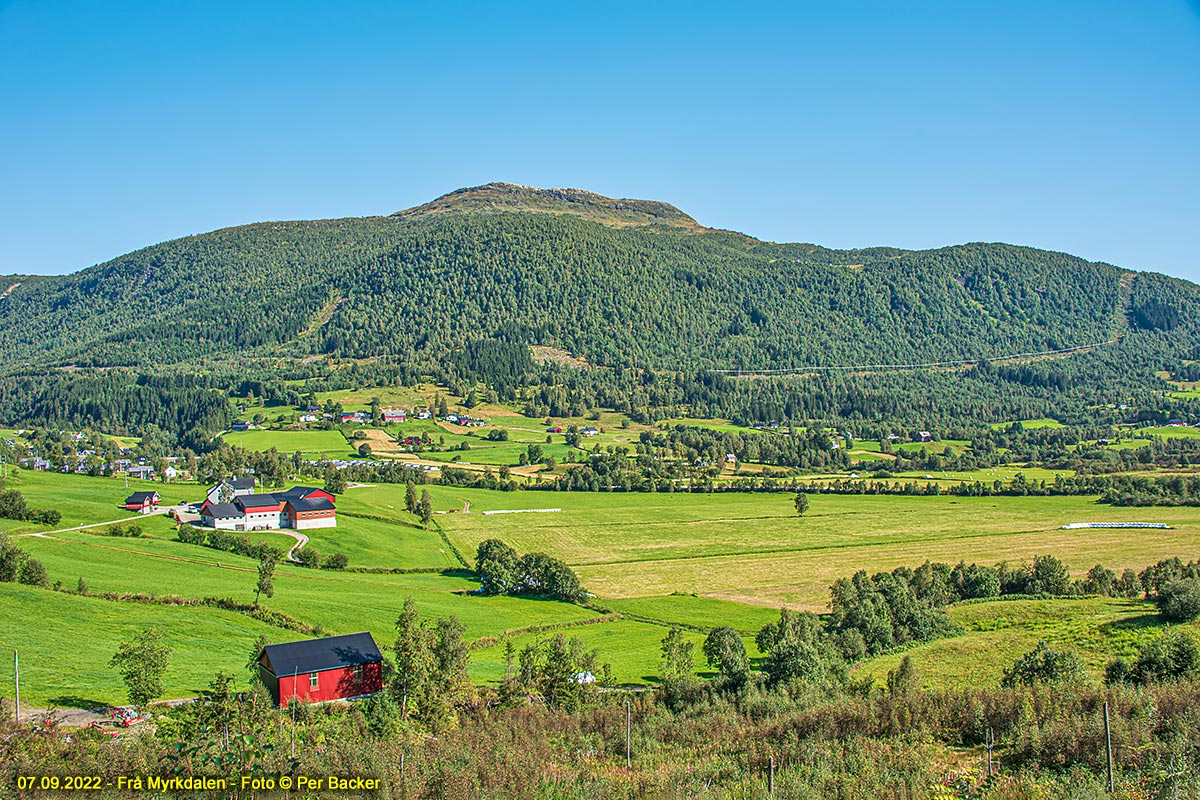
left=199, top=486, right=336, bottom=531
left=205, top=477, right=256, bottom=505
left=257, top=632, right=383, bottom=707
left=123, top=491, right=160, bottom=513
left=383, top=409, right=406, bottom=423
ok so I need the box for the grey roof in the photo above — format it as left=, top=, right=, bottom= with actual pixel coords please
left=286, top=496, right=335, bottom=512
left=203, top=503, right=242, bottom=519
left=260, top=632, right=381, bottom=676
left=225, top=477, right=256, bottom=489
left=279, top=486, right=321, bottom=500
left=236, top=494, right=282, bottom=509
left=125, top=491, right=159, bottom=503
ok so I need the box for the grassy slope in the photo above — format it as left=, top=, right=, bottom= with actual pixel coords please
left=2, top=469, right=181, bottom=530
left=0, top=582, right=281, bottom=707
left=858, top=597, right=1200, bottom=689
left=6, top=471, right=1197, bottom=701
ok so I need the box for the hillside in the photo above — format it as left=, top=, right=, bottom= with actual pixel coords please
left=0, top=184, right=1196, bottom=377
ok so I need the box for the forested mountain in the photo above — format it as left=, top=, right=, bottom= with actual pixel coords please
left=0, top=182, right=1196, bottom=444
left=1, top=182, right=1195, bottom=375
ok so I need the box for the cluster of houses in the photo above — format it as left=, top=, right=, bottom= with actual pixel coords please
left=197, top=477, right=337, bottom=531
left=444, top=413, right=486, bottom=427
left=20, top=452, right=184, bottom=481
left=338, top=408, right=431, bottom=425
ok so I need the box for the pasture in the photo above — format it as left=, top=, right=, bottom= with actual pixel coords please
left=858, top=597, right=1200, bottom=689
left=432, top=488, right=1199, bottom=608
left=0, top=581, right=281, bottom=707
left=989, top=418, right=1066, bottom=430
left=221, top=429, right=352, bottom=457
left=4, top=469, right=1199, bottom=705
left=1141, top=425, right=1200, bottom=439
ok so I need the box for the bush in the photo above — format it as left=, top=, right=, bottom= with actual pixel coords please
left=1156, top=577, right=1200, bottom=622
left=321, top=552, right=349, bottom=571
left=177, top=527, right=206, bottom=545
left=1001, top=641, right=1085, bottom=687
left=1128, top=631, right=1199, bottom=684
left=294, top=547, right=320, bottom=568
left=17, top=556, right=49, bottom=588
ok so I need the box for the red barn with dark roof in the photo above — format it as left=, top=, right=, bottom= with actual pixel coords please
left=123, top=491, right=160, bottom=513
left=257, top=632, right=383, bottom=707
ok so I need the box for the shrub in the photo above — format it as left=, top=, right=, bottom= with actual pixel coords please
left=1001, top=641, right=1085, bottom=687
left=1156, top=577, right=1200, bottom=622
left=1128, top=631, right=1200, bottom=684
left=321, top=552, right=349, bottom=571
left=17, top=556, right=49, bottom=588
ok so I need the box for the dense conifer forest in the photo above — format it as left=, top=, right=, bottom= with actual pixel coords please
left=0, top=184, right=1196, bottom=442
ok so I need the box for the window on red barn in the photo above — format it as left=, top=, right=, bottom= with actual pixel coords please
left=309, top=673, right=319, bottom=690
left=353, top=664, right=362, bottom=681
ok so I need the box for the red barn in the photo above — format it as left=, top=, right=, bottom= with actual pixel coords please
left=258, top=632, right=383, bottom=707
left=123, top=491, right=160, bottom=513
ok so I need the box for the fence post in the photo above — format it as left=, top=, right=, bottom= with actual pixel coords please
left=768, top=756, right=775, bottom=795
left=1104, top=701, right=1114, bottom=793
left=625, top=700, right=631, bottom=769
left=986, top=726, right=994, bottom=777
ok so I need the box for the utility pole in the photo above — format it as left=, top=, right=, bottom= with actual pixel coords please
left=1104, top=701, right=1114, bottom=793
left=986, top=727, right=994, bottom=777
left=625, top=699, right=631, bottom=769
left=291, top=667, right=298, bottom=758
left=13, top=650, right=19, bottom=724
left=768, top=756, right=775, bottom=795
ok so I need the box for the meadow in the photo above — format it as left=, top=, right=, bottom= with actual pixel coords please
left=0, top=582, right=281, bottom=707
left=859, top=597, right=1200, bottom=689
left=3, top=469, right=1198, bottom=706
left=431, top=488, right=1199, bottom=607
left=221, top=429, right=353, bottom=457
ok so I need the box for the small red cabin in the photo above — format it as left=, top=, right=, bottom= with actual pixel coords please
left=258, top=632, right=383, bottom=707
left=123, top=491, right=160, bottom=513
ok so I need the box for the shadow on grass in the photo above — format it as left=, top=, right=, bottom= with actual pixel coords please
left=1099, top=613, right=1164, bottom=635
left=47, top=694, right=110, bottom=710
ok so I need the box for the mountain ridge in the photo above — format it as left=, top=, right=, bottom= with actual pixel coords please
left=0, top=184, right=1193, bottom=381
left=393, top=182, right=709, bottom=231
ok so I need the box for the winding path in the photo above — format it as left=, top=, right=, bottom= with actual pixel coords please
left=277, top=530, right=310, bottom=562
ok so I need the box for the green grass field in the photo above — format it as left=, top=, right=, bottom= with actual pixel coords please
left=6, top=467, right=1200, bottom=705
left=858, top=597, right=1200, bottom=689
left=1141, top=425, right=1200, bottom=439
left=470, top=619, right=714, bottom=685
left=433, top=489, right=1198, bottom=608
left=601, top=594, right=780, bottom=634
left=221, top=429, right=353, bottom=456
left=3, top=469, right=179, bottom=530
left=0, top=582, right=283, bottom=707
left=990, top=418, right=1066, bottom=430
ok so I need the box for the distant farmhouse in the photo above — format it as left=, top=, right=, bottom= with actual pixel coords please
left=199, top=479, right=336, bottom=531
left=205, top=477, right=256, bottom=505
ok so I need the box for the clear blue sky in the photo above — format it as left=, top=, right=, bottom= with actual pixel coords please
left=2, top=1, right=1198, bottom=281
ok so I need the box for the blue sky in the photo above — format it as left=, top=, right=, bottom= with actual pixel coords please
left=2, top=1, right=1198, bottom=281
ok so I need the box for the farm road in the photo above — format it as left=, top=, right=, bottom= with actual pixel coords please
left=19, top=509, right=168, bottom=538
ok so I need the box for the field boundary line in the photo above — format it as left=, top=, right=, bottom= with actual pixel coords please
left=568, top=525, right=1103, bottom=568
